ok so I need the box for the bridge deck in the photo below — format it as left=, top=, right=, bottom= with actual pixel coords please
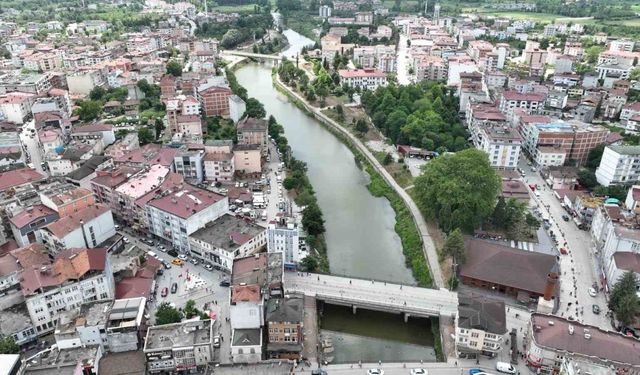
left=284, top=272, right=458, bottom=318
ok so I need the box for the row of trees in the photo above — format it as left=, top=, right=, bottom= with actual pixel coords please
left=361, top=82, right=468, bottom=153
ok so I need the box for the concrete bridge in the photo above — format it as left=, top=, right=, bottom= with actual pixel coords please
left=221, top=50, right=284, bottom=61
left=284, top=272, right=458, bottom=320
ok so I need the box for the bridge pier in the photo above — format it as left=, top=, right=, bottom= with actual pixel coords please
left=352, top=305, right=357, bottom=315
left=404, top=312, right=410, bottom=323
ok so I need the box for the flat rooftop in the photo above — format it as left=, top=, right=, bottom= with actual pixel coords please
left=24, top=346, right=99, bottom=375
left=190, top=214, right=265, bottom=251
left=0, top=305, right=34, bottom=336
left=56, top=301, right=111, bottom=335
left=144, top=320, right=212, bottom=351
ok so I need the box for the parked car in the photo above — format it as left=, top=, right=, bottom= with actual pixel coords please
left=562, top=214, right=570, bottom=222
left=171, top=282, right=178, bottom=294
left=123, top=237, right=130, bottom=244
left=592, top=304, right=601, bottom=314
left=204, top=264, right=213, bottom=271
left=367, top=370, right=384, bottom=375
left=469, top=370, right=484, bottom=375
left=219, top=279, right=231, bottom=287
left=410, top=369, right=427, bottom=375
left=159, top=245, right=166, bottom=251
left=213, top=335, right=220, bottom=348
left=496, top=361, right=516, bottom=374
left=161, top=287, right=168, bottom=297
left=178, top=254, right=188, bottom=260
left=588, top=287, right=597, bottom=297
left=168, top=249, right=179, bottom=257
left=559, top=247, right=568, bottom=255
left=163, top=262, right=171, bottom=270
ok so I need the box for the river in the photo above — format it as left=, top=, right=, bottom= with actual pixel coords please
left=234, top=27, right=435, bottom=363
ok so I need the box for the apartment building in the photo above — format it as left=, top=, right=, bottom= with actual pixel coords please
left=475, top=125, right=522, bottom=169
left=8, top=205, right=59, bottom=247
left=498, top=91, right=545, bottom=116
left=39, top=185, right=95, bottom=217
left=414, top=56, right=447, bottom=82
left=267, top=216, right=302, bottom=267
left=20, top=248, right=115, bottom=335
left=0, top=243, right=50, bottom=293
left=112, top=165, right=171, bottom=225
left=526, top=314, right=640, bottom=374
left=266, top=295, right=304, bottom=360
left=0, top=91, right=36, bottom=124
left=338, top=69, right=388, bottom=90
left=198, top=85, right=233, bottom=117
left=90, top=165, right=142, bottom=207
left=146, top=187, right=228, bottom=252
left=203, top=151, right=234, bottom=182
left=188, top=214, right=266, bottom=271
left=39, top=204, right=116, bottom=255
left=144, top=320, right=213, bottom=374
left=595, top=145, right=640, bottom=186
left=173, top=149, right=205, bottom=184
left=0, top=72, right=52, bottom=95
left=456, top=294, right=506, bottom=358
left=237, top=117, right=269, bottom=156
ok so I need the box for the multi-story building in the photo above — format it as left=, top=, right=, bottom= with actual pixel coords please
left=554, top=55, right=574, bottom=74
left=70, top=123, right=116, bottom=148
left=267, top=216, right=302, bottom=268
left=146, top=187, right=228, bottom=252
left=608, top=39, right=635, bottom=52
left=8, top=205, right=59, bottom=247
left=620, top=102, right=640, bottom=124
left=144, top=320, right=213, bottom=374
left=188, top=213, right=266, bottom=271
left=526, top=314, right=640, bottom=374
left=475, top=125, right=522, bottom=169
left=105, top=297, right=146, bottom=353
left=523, top=48, right=548, bottom=68
left=237, top=117, right=268, bottom=156
left=518, top=116, right=609, bottom=166
left=39, top=204, right=116, bottom=255
left=90, top=165, right=141, bottom=206
left=266, top=295, right=304, bottom=360
left=0, top=243, right=50, bottom=293
left=54, top=301, right=112, bottom=350
left=173, top=149, right=205, bottom=184
left=20, top=248, right=115, bottom=335
left=39, top=185, right=95, bottom=217
left=233, top=144, right=262, bottom=174
left=66, top=69, right=106, bottom=96
left=319, top=5, right=332, bottom=18
left=414, top=56, right=447, bottom=82
left=338, top=69, right=388, bottom=90
left=112, top=165, right=171, bottom=225
left=455, top=294, right=506, bottom=358
left=0, top=72, right=52, bottom=95
left=596, top=63, right=632, bottom=80
left=0, top=91, right=35, bottom=124
left=198, top=85, right=233, bottom=117
left=498, top=91, right=545, bottom=117
left=203, top=151, right=234, bottom=182
left=535, top=146, right=567, bottom=167
left=0, top=306, right=38, bottom=347
left=595, top=145, right=640, bottom=186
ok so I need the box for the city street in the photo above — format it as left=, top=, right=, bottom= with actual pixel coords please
left=519, top=159, right=610, bottom=329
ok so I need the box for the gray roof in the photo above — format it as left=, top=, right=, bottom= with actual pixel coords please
left=189, top=214, right=265, bottom=252
left=65, top=155, right=110, bottom=181
left=457, top=293, right=507, bottom=334
left=232, top=328, right=261, bottom=346
left=608, top=145, right=640, bottom=156
left=266, top=296, right=304, bottom=323
left=237, top=117, right=267, bottom=131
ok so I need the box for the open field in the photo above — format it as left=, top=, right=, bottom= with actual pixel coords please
left=211, top=3, right=257, bottom=13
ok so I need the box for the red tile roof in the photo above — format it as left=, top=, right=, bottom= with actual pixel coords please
left=71, top=123, right=113, bottom=133
left=502, top=91, right=546, bottom=102
left=148, top=187, right=226, bottom=219
left=10, top=243, right=50, bottom=269
left=338, top=68, right=386, bottom=78
left=43, top=204, right=111, bottom=238
left=231, top=284, right=261, bottom=303
left=0, top=168, right=46, bottom=190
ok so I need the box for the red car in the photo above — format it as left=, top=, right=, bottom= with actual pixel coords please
left=161, top=287, right=168, bottom=297
left=560, top=247, right=568, bottom=255
left=529, top=184, right=537, bottom=191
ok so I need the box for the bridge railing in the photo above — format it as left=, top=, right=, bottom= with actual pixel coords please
left=286, top=288, right=454, bottom=317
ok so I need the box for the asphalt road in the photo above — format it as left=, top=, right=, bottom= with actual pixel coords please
left=519, top=159, right=610, bottom=329
left=396, top=34, right=412, bottom=85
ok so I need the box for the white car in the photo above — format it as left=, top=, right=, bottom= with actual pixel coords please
left=123, top=237, right=130, bottom=244
left=588, top=287, right=597, bottom=297
left=178, top=254, right=188, bottom=260
left=367, top=370, right=384, bottom=375
left=410, top=369, right=427, bottom=375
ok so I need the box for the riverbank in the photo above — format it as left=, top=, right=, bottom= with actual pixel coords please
left=272, top=73, right=444, bottom=290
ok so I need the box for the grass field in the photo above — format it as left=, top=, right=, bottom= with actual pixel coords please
left=211, top=4, right=257, bottom=13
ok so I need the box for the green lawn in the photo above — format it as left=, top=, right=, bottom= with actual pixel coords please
left=211, top=4, right=257, bottom=13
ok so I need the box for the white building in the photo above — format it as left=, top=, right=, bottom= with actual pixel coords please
left=144, top=320, right=213, bottom=374
left=499, top=91, right=545, bottom=116
left=475, top=125, right=522, bottom=169
left=228, top=95, right=246, bottom=124
left=173, top=149, right=205, bottom=184
left=595, top=145, right=640, bottom=186
left=0, top=91, right=35, bottom=124
left=66, top=69, right=106, bottom=96
left=456, top=294, right=506, bottom=357
left=106, top=297, right=146, bottom=353
left=20, top=248, right=115, bottom=335
left=39, top=204, right=116, bottom=255
left=146, top=187, right=228, bottom=252
left=319, top=5, right=332, bottom=18
left=609, top=39, right=635, bottom=52
left=535, top=147, right=567, bottom=167
left=189, top=214, right=267, bottom=272
left=338, top=69, right=388, bottom=90
left=267, top=217, right=302, bottom=267
left=54, top=301, right=112, bottom=350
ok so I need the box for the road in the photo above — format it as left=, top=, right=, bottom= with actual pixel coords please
left=273, top=75, right=444, bottom=289
left=520, top=159, right=610, bottom=329
left=285, top=272, right=458, bottom=317
left=396, top=34, right=412, bottom=85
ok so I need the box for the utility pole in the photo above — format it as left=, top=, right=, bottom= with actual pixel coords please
left=423, top=0, right=428, bottom=16
left=203, top=0, right=207, bottom=14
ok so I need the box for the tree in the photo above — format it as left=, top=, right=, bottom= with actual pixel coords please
left=302, top=202, right=325, bottom=236
left=442, top=228, right=466, bottom=264
left=74, top=100, right=103, bottom=122
left=184, top=299, right=198, bottom=319
left=492, top=196, right=508, bottom=228
left=335, top=104, right=344, bottom=120
left=578, top=169, right=598, bottom=189
left=300, top=255, right=319, bottom=271
left=282, top=176, right=296, bottom=190
left=166, top=60, right=183, bottom=77
left=0, top=337, right=18, bottom=354
left=138, top=127, right=154, bottom=145
left=382, top=152, right=393, bottom=165
left=244, top=98, right=266, bottom=119
left=355, top=119, right=369, bottom=134
left=89, top=86, right=106, bottom=101
left=155, top=302, right=183, bottom=325
left=608, top=272, right=640, bottom=326
left=414, top=149, right=501, bottom=233
left=586, top=144, right=605, bottom=170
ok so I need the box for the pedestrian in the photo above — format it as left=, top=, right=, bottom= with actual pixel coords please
left=455, top=361, right=458, bottom=366
left=349, top=280, right=352, bottom=285
left=317, top=276, right=319, bottom=281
